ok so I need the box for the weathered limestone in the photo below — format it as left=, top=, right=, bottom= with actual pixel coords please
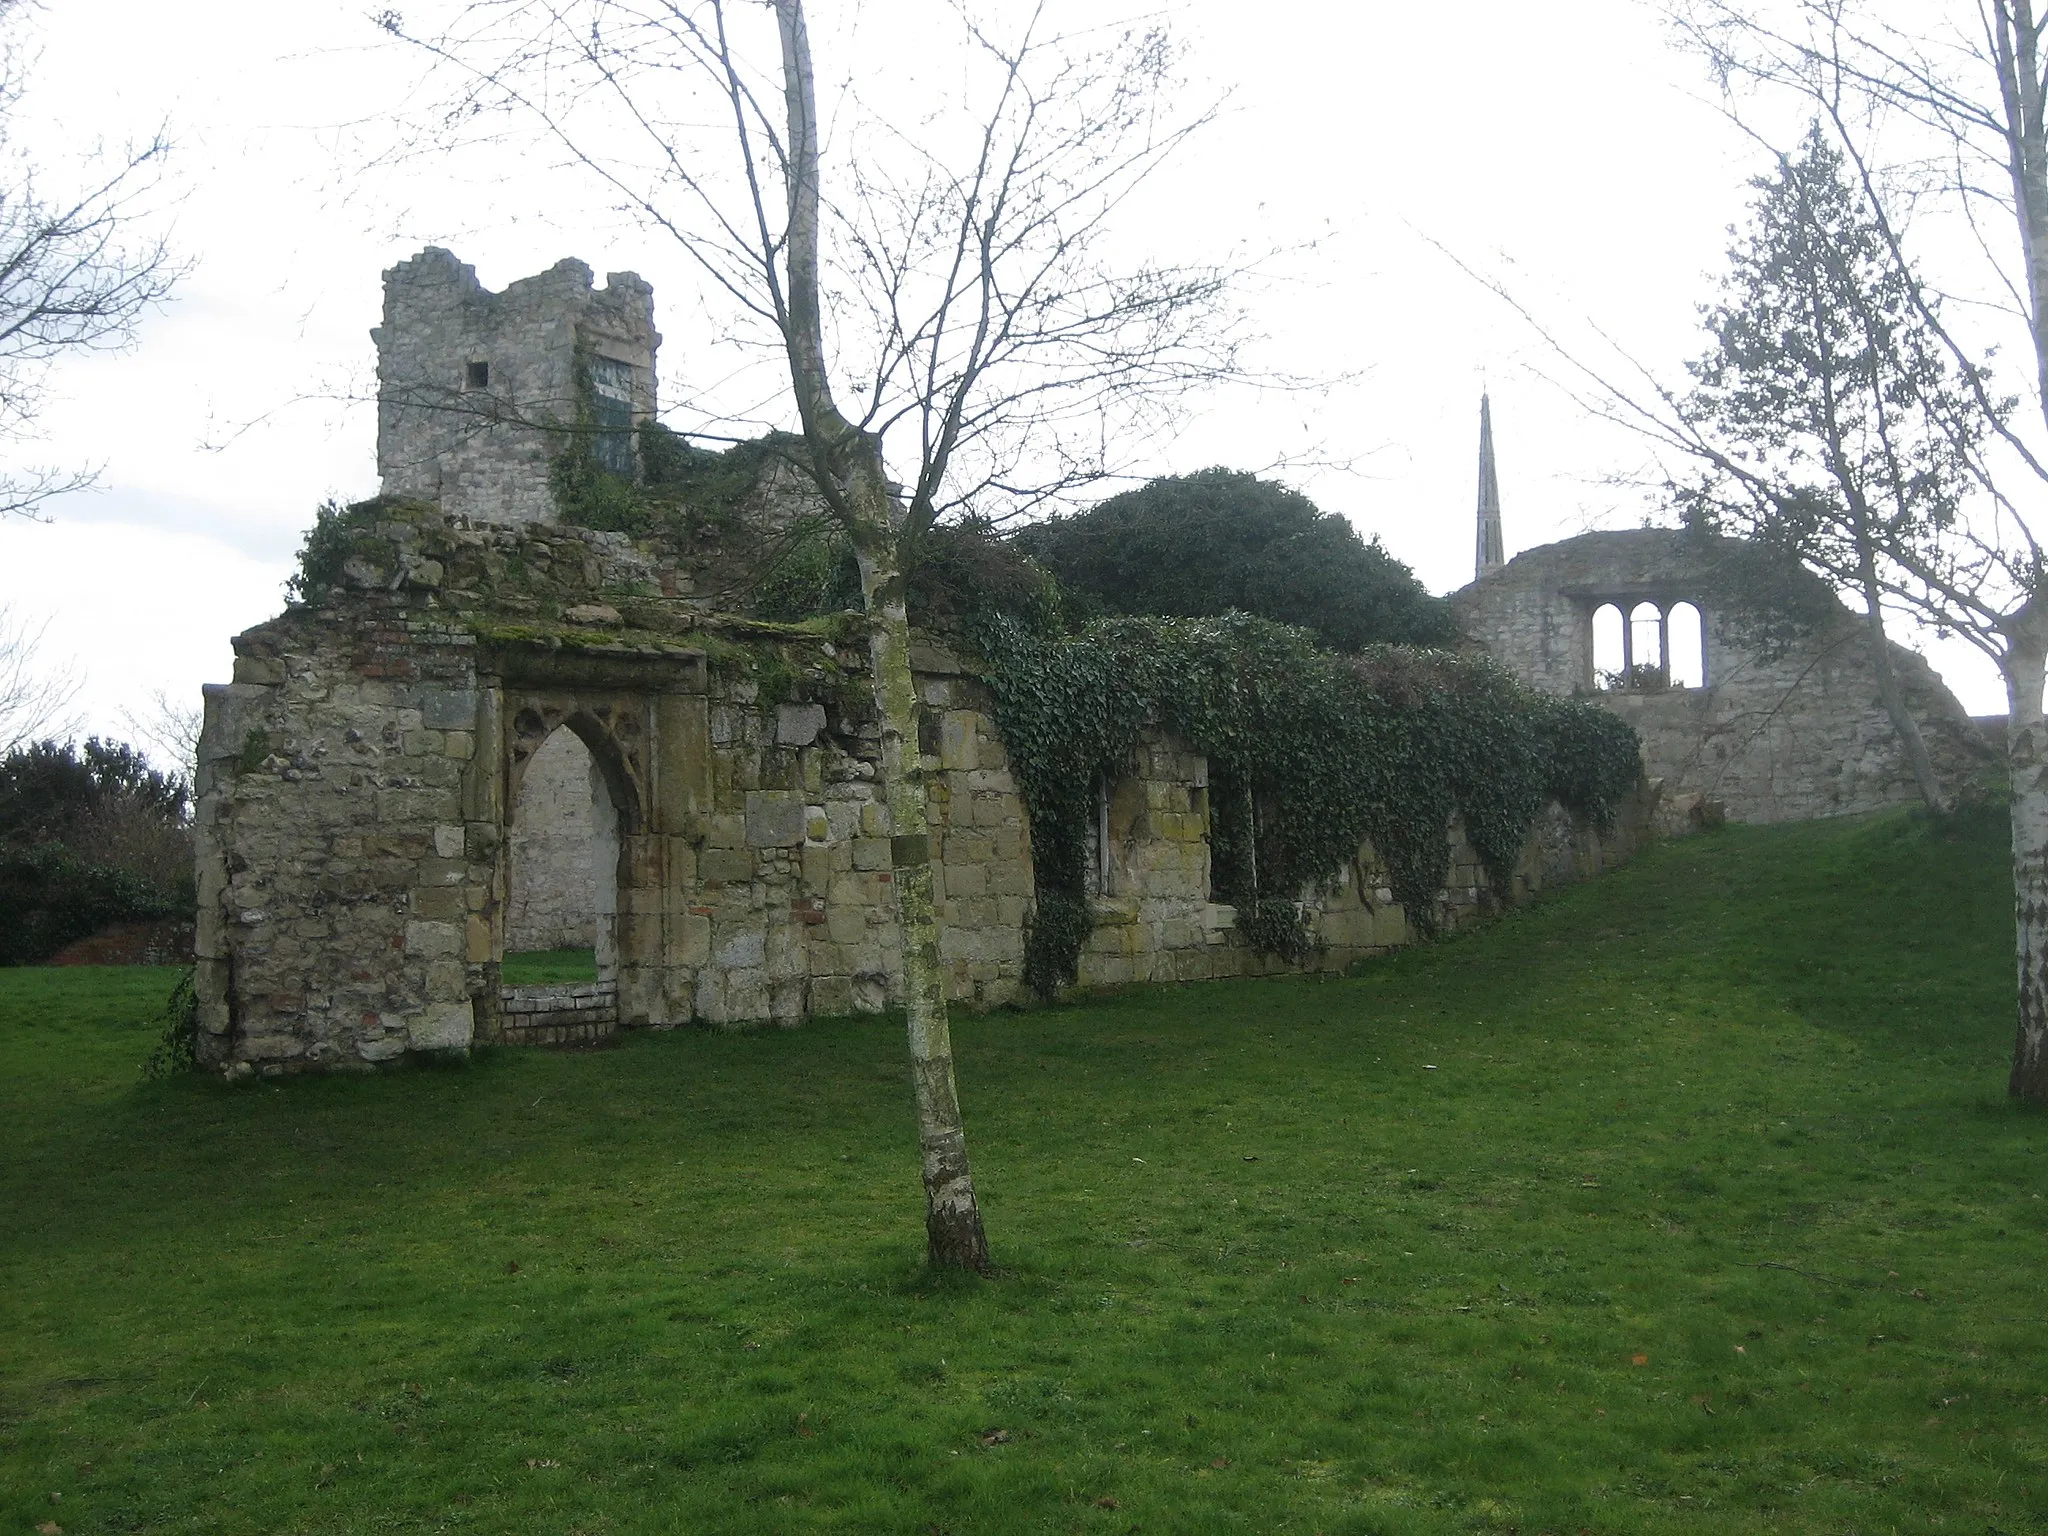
left=192, top=254, right=1655, bottom=1077
left=192, top=501, right=1647, bottom=1075
left=506, top=725, right=608, bottom=950
left=1454, top=529, right=1990, bottom=827
left=373, top=248, right=659, bottom=525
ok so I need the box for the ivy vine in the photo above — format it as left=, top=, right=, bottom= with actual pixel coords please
left=972, top=613, right=1641, bottom=997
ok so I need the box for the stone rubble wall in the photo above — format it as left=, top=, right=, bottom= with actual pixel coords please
left=193, top=611, right=491, bottom=1074
left=195, top=509, right=1647, bottom=1077
left=373, top=247, right=659, bottom=527
left=1453, top=529, right=1991, bottom=826
left=1073, top=738, right=1640, bottom=987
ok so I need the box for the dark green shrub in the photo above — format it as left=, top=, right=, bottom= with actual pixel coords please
left=0, top=842, right=183, bottom=966
left=1012, top=469, right=1457, bottom=651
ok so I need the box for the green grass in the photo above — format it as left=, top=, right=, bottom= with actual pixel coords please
left=502, top=947, right=600, bottom=985
left=3, top=811, right=2045, bottom=1534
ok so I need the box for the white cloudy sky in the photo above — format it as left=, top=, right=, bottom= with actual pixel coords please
left=0, top=0, right=2010, bottom=745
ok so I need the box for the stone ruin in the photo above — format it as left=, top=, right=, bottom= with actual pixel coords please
left=188, top=251, right=1650, bottom=1075
left=1451, top=401, right=1990, bottom=827
left=373, top=248, right=658, bottom=525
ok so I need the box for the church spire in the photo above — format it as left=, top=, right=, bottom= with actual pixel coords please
left=1475, top=391, right=1505, bottom=579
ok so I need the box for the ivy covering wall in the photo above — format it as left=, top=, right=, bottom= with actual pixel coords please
left=972, top=614, right=1642, bottom=997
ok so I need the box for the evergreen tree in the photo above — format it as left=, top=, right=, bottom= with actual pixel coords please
left=1675, top=123, right=1998, bottom=813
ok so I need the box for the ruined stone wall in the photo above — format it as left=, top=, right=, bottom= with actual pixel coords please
left=1072, top=737, right=1641, bottom=987
left=1453, top=529, right=1990, bottom=826
left=197, top=504, right=1646, bottom=1076
left=193, top=609, right=491, bottom=1073
left=373, top=248, right=659, bottom=526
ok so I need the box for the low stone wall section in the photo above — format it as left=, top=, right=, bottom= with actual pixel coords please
left=497, top=982, right=617, bottom=1047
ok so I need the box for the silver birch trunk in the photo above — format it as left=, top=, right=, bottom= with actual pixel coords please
left=859, top=539, right=991, bottom=1270
left=2006, top=640, right=2048, bottom=1100
left=1995, top=1, right=2048, bottom=432
left=773, top=0, right=991, bottom=1267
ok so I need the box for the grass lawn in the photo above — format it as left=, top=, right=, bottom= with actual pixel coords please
left=3, top=811, right=2045, bottom=1534
left=502, top=949, right=601, bottom=986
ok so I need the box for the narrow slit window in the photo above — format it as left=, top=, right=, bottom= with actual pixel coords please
left=1095, top=776, right=1113, bottom=896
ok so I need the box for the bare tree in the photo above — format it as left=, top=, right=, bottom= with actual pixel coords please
left=382, top=0, right=1247, bottom=1267
left=1657, top=0, right=2048, bottom=1100
left=0, top=600, right=77, bottom=754
left=0, top=0, right=180, bottom=517
left=120, top=685, right=202, bottom=784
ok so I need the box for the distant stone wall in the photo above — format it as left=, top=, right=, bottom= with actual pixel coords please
left=373, top=248, right=659, bottom=526
left=506, top=727, right=602, bottom=951
left=1454, top=529, right=1991, bottom=826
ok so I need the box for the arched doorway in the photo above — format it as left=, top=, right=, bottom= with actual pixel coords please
left=501, top=721, right=625, bottom=1045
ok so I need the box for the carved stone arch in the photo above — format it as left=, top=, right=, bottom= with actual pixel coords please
left=506, top=697, right=644, bottom=832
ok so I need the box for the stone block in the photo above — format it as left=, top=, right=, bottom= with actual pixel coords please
left=405, top=919, right=463, bottom=958
left=673, top=913, right=711, bottom=966
left=852, top=837, right=890, bottom=871
left=745, top=791, right=806, bottom=848
left=232, top=653, right=285, bottom=686
left=859, top=801, right=890, bottom=837
left=715, top=928, right=767, bottom=969
left=826, top=904, right=867, bottom=947
left=433, top=823, right=465, bottom=858
left=425, top=959, right=467, bottom=995
left=776, top=702, right=827, bottom=746
left=419, top=688, right=478, bottom=730
left=407, top=1000, right=475, bottom=1051
left=828, top=872, right=878, bottom=909
left=801, top=843, right=835, bottom=895
left=414, top=885, right=463, bottom=921
left=700, top=847, right=756, bottom=886
left=417, top=855, right=466, bottom=886
left=810, top=974, right=855, bottom=1017
left=939, top=712, right=979, bottom=771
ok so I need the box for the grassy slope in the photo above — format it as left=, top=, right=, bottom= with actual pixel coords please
left=1, top=812, right=2043, bottom=1535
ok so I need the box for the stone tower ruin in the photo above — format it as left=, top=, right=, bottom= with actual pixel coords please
left=372, top=247, right=661, bottom=524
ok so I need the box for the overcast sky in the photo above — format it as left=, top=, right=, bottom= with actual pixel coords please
left=3, top=0, right=1997, bottom=746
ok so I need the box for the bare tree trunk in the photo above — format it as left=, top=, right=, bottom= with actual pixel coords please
left=774, top=0, right=990, bottom=1268
left=2007, top=639, right=2048, bottom=1101
left=1856, top=558, right=1950, bottom=814
left=858, top=537, right=991, bottom=1270
left=1993, top=1, right=2048, bottom=431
